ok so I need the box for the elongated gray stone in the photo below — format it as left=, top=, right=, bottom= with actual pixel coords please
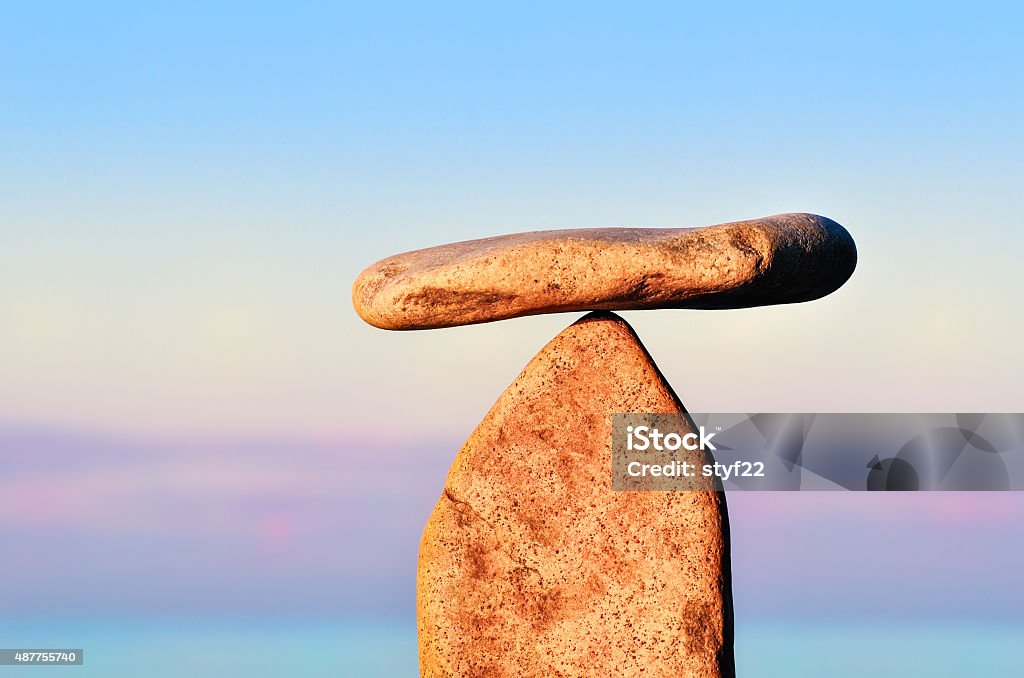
left=353, top=212, right=855, bottom=330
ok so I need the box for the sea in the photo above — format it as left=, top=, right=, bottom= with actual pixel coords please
left=0, top=619, right=1020, bottom=676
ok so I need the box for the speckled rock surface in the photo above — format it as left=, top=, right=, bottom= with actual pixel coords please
left=354, top=212, right=855, bottom=330
left=418, top=312, right=734, bottom=677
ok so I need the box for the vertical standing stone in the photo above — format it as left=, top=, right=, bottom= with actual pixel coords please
left=418, top=312, right=734, bottom=677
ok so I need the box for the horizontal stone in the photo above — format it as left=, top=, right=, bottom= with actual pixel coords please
left=353, top=212, right=856, bottom=330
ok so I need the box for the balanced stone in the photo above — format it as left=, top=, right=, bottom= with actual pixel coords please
left=418, top=312, right=734, bottom=677
left=354, top=212, right=855, bottom=330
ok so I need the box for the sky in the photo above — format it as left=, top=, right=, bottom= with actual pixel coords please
left=2, top=0, right=1024, bottom=632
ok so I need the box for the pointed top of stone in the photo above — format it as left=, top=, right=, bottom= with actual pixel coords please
left=353, top=212, right=856, bottom=330
left=418, top=311, right=732, bottom=675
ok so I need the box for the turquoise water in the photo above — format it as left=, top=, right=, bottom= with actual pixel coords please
left=1, top=620, right=1020, bottom=676
left=735, top=621, right=1023, bottom=677
left=0, top=621, right=418, bottom=677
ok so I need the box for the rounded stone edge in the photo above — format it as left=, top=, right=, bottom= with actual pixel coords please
left=351, top=212, right=858, bottom=330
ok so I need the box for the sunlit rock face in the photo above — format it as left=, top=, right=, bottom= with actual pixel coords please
left=418, top=313, right=734, bottom=678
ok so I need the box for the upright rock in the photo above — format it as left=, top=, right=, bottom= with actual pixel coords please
left=418, top=312, right=733, bottom=677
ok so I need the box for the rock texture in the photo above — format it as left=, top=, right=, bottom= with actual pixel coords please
left=354, top=212, right=855, bottom=330
left=418, top=312, right=733, bottom=677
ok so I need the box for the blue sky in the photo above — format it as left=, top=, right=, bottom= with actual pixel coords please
left=4, top=1, right=1023, bottom=436
left=2, top=1, right=1024, bottom=630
